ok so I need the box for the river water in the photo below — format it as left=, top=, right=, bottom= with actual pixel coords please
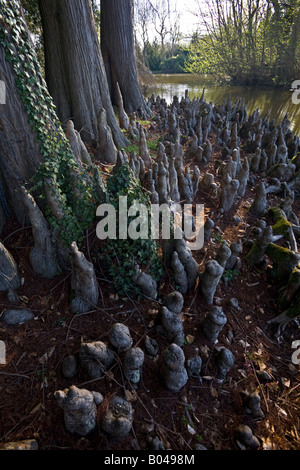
left=147, top=73, right=300, bottom=137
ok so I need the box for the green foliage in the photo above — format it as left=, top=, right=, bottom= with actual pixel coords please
left=121, top=135, right=160, bottom=155
left=285, top=298, right=300, bottom=319
left=100, top=164, right=163, bottom=296
left=212, top=232, right=224, bottom=243
left=20, top=0, right=45, bottom=73
left=278, top=267, right=300, bottom=310
left=91, top=0, right=101, bottom=37
left=159, top=52, right=187, bottom=73
left=143, top=38, right=188, bottom=73
left=269, top=206, right=291, bottom=236
left=184, top=1, right=300, bottom=87
left=144, top=38, right=162, bottom=71
left=223, top=268, right=239, bottom=284
left=0, top=0, right=101, bottom=247
left=35, top=362, right=57, bottom=386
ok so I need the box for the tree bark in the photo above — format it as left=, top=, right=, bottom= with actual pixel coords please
left=38, top=0, right=127, bottom=147
left=100, top=0, right=147, bottom=116
left=0, top=1, right=105, bottom=254
left=0, top=43, right=44, bottom=227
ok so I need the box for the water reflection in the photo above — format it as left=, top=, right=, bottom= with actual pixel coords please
left=147, top=74, right=300, bottom=137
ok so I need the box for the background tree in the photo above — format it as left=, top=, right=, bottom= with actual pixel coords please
left=184, top=0, right=300, bottom=86
left=268, top=0, right=300, bottom=84
left=100, top=0, right=147, bottom=116
left=38, top=0, right=127, bottom=147
left=169, top=7, right=181, bottom=56
left=135, top=0, right=154, bottom=65
left=134, top=0, right=186, bottom=73
left=151, top=0, right=171, bottom=61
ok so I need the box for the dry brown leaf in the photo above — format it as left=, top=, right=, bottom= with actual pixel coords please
left=125, top=389, right=137, bottom=402
left=280, top=377, right=290, bottom=388
left=185, top=334, right=195, bottom=344
left=262, top=436, right=276, bottom=450
left=187, top=424, right=196, bottom=435
left=288, top=363, right=298, bottom=373
left=106, top=370, right=114, bottom=381
left=38, top=346, right=55, bottom=365
left=29, top=402, right=44, bottom=415
left=40, top=296, right=51, bottom=306
left=147, top=308, right=158, bottom=315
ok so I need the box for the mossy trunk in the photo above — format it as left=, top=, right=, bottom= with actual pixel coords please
left=266, top=243, right=300, bottom=283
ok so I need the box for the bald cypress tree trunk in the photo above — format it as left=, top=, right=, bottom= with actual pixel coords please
left=0, top=33, right=44, bottom=227
left=100, top=0, right=148, bottom=116
left=0, top=0, right=104, bottom=253
left=38, top=0, right=127, bottom=147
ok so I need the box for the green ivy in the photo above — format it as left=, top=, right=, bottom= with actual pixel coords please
left=100, top=164, right=163, bottom=296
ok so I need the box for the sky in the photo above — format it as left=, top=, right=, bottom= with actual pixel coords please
left=135, top=0, right=206, bottom=44
left=177, top=0, right=202, bottom=38
left=93, top=0, right=204, bottom=43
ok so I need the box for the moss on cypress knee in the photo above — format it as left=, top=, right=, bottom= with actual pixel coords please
left=269, top=206, right=291, bottom=236
left=266, top=243, right=300, bottom=283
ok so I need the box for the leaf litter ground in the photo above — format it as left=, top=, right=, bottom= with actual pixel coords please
left=0, top=119, right=299, bottom=451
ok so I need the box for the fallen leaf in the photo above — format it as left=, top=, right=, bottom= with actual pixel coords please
left=109, top=293, right=119, bottom=300
left=239, top=339, right=250, bottom=348
left=262, top=437, right=276, bottom=450
left=125, top=389, right=137, bottom=402
left=29, top=402, right=44, bottom=415
left=38, top=346, right=55, bottom=365
left=211, top=387, right=218, bottom=398
left=106, top=371, right=114, bottom=381
left=185, top=334, right=194, bottom=344
left=187, top=424, right=196, bottom=435
left=40, top=377, right=48, bottom=389
left=280, top=377, right=290, bottom=388
left=288, top=363, right=297, bottom=373
left=147, top=308, right=158, bottom=315
left=238, top=369, right=247, bottom=378
left=276, top=404, right=288, bottom=417
left=40, top=296, right=51, bottom=306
